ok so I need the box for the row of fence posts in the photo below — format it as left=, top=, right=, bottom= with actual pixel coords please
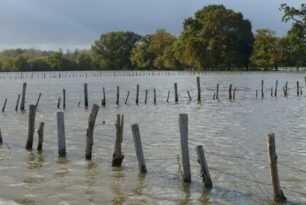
left=2, top=77, right=306, bottom=112
left=1, top=103, right=284, bottom=202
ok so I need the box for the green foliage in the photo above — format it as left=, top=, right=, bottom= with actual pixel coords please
left=76, top=51, right=93, bottom=70
left=27, top=56, right=50, bottom=71
left=13, top=55, right=28, bottom=71
left=91, top=31, right=141, bottom=69
left=176, top=4, right=254, bottom=70
left=0, top=56, right=15, bottom=71
left=131, top=35, right=155, bottom=69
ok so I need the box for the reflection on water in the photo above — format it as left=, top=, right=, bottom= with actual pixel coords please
left=0, top=71, right=306, bottom=204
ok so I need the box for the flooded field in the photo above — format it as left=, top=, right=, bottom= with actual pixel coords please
left=0, top=71, right=306, bottom=205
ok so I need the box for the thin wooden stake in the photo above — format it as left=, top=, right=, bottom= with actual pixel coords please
left=216, top=84, right=219, bottom=100
left=15, top=94, right=20, bottom=112
left=256, top=89, right=258, bottom=98
left=229, top=84, right=233, bottom=100
left=57, top=112, right=66, bottom=157
left=187, top=91, right=192, bottom=101
left=112, top=114, right=124, bottom=167
left=271, top=87, right=273, bottom=97
left=274, top=80, right=278, bottom=97
left=261, top=80, right=264, bottom=98
left=174, top=83, right=178, bottom=102
left=233, top=87, right=236, bottom=99
left=197, top=76, right=201, bottom=102
left=85, top=104, right=100, bottom=160
left=57, top=97, right=61, bottom=109
left=125, top=91, right=130, bottom=104
left=84, top=83, right=88, bottom=108
left=136, top=84, right=139, bottom=105
left=20, top=82, right=27, bottom=111
left=297, top=81, right=300, bottom=96
left=153, top=89, right=157, bottom=104
left=267, top=133, right=287, bottom=202
left=25, top=105, right=36, bottom=150
left=116, top=86, right=120, bottom=105
left=102, top=87, right=106, bottom=106
left=2, top=98, right=7, bottom=112
left=179, top=114, right=191, bottom=183
left=145, top=89, right=148, bottom=104
left=167, top=90, right=170, bottom=102
left=0, top=129, right=3, bottom=145
left=37, top=122, right=45, bottom=151
left=196, top=145, right=213, bottom=189
left=35, top=93, right=42, bottom=108
left=131, top=124, right=147, bottom=173
left=63, top=89, right=66, bottom=109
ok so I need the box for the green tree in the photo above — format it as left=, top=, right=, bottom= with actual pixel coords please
left=46, top=52, right=64, bottom=70
left=250, top=29, right=289, bottom=69
left=130, top=35, right=155, bottom=69
left=0, top=56, right=15, bottom=71
left=91, top=31, right=140, bottom=69
left=175, top=4, right=254, bottom=70
left=27, top=57, right=51, bottom=71
left=76, top=51, right=93, bottom=70
left=13, top=55, right=28, bottom=71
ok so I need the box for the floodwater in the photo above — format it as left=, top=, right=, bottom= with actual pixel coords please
left=0, top=71, right=306, bottom=205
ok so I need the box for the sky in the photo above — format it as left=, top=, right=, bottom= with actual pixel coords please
left=0, top=0, right=304, bottom=51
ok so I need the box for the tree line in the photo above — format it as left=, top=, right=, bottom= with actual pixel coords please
left=0, top=4, right=305, bottom=72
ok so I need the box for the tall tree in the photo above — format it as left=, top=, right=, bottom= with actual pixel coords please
left=91, top=31, right=140, bottom=69
left=175, top=5, right=253, bottom=70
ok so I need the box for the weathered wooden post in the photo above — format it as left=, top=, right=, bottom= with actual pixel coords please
left=0, top=129, right=2, bottom=145
left=196, top=145, right=213, bottom=188
left=35, top=93, right=42, bottom=108
left=84, top=83, right=88, bottom=108
left=274, top=80, right=278, bottom=97
left=15, top=94, right=21, bottom=111
left=187, top=91, right=192, bottom=101
left=116, top=86, right=120, bottom=105
left=37, top=122, right=45, bottom=151
left=174, top=83, right=178, bottom=102
left=112, top=114, right=124, bottom=167
left=145, top=89, right=148, bottom=104
left=63, top=89, right=66, bottom=109
left=271, top=88, right=273, bottom=97
left=2, top=98, right=7, bottom=112
left=25, top=105, right=36, bottom=150
left=125, top=91, right=130, bottom=104
left=179, top=114, right=191, bottom=183
left=102, top=87, right=106, bottom=106
left=85, top=104, right=100, bottom=160
left=57, top=97, right=61, bottom=109
left=57, top=112, right=66, bottom=157
left=136, top=84, right=139, bottom=105
left=154, top=89, right=157, bottom=104
left=233, top=87, right=236, bottom=100
left=20, top=82, right=27, bottom=111
left=216, top=84, right=219, bottom=100
left=131, top=124, right=147, bottom=173
left=256, top=89, right=258, bottom=98
left=297, top=81, right=300, bottom=96
left=267, top=133, right=287, bottom=202
left=197, top=76, right=201, bottom=102
left=261, top=80, right=264, bottom=98
left=167, top=90, right=170, bottom=102
left=229, top=84, right=233, bottom=100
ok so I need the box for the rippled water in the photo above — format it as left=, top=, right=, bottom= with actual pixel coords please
left=0, top=71, right=306, bottom=205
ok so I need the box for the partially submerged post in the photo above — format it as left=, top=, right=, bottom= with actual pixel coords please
left=274, top=80, right=278, bottom=97
left=116, top=86, right=120, bottom=105
left=233, top=87, right=236, bottom=100
left=136, top=84, right=139, bottom=105
left=57, top=97, right=61, bottom=109
left=179, top=114, right=191, bottom=183
left=187, top=91, right=192, bottom=101
left=15, top=94, right=21, bottom=112
left=153, top=89, right=157, bottom=104
left=261, top=80, right=264, bottom=98
left=102, top=87, right=106, bottom=106
left=229, top=84, right=233, bottom=100
left=112, top=114, right=124, bottom=167
left=167, top=90, right=170, bottom=102
left=57, top=112, right=66, bottom=157
left=20, top=82, right=27, bottom=111
left=63, top=89, right=66, bottom=109
left=35, top=93, right=42, bottom=108
left=84, top=83, right=88, bottom=108
left=131, top=124, right=147, bottom=173
left=2, top=98, right=7, bottom=112
left=125, top=91, right=130, bottom=104
left=145, top=89, right=148, bottom=104
left=297, top=81, right=300, bottom=96
left=85, top=104, right=100, bottom=160
left=37, top=122, right=45, bottom=151
left=216, top=84, right=219, bottom=100
left=174, top=83, right=178, bottom=102
left=25, top=105, right=36, bottom=150
left=197, top=76, right=201, bottom=102
left=267, top=133, right=287, bottom=202
left=0, top=129, right=2, bottom=145
left=196, top=145, right=213, bottom=189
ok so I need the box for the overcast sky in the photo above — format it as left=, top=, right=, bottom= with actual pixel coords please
left=0, top=0, right=304, bottom=51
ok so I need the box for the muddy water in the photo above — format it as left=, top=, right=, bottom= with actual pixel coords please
left=0, top=71, right=305, bottom=205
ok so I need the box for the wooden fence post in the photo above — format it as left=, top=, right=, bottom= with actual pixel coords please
left=136, top=84, right=139, bottom=105
left=229, top=84, right=232, bottom=100
left=63, top=89, right=66, bottom=109
left=20, top=82, right=27, bottom=111
left=37, top=122, right=45, bottom=151
left=2, top=98, right=7, bottom=112
left=0, top=129, right=2, bottom=145
left=57, top=97, right=61, bottom=109
left=274, top=80, right=278, bottom=97
left=131, top=124, right=147, bottom=173
left=197, top=76, right=201, bottom=102
left=35, top=93, right=42, bottom=108
left=102, top=87, right=106, bottom=106
left=267, top=133, right=287, bottom=202
left=174, top=83, right=178, bottom=102
left=297, top=81, right=300, bottom=96
left=261, top=80, right=264, bottom=98
left=145, top=89, right=148, bottom=104
left=116, top=86, right=120, bottom=105
left=84, top=83, right=88, bottom=108
left=167, top=90, right=170, bottom=102
left=154, top=89, right=157, bottom=104
left=85, top=104, right=100, bottom=160
left=187, top=91, right=192, bottom=101
left=15, top=94, right=21, bottom=112
left=196, top=145, right=213, bottom=188
left=57, top=112, right=66, bottom=157
left=179, top=114, right=191, bottom=183
left=125, top=91, right=130, bottom=104
left=25, top=105, right=36, bottom=150
left=216, top=84, right=219, bottom=100
left=112, top=114, right=124, bottom=167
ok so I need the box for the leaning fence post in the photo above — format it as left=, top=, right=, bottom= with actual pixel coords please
left=85, top=104, right=100, bottom=160
left=37, top=122, right=45, bottom=151
left=131, top=124, right=147, bottom=173
left=179, top=114, right=191, bottom=183
left=2, top=98, right=7, bottom=112
left=25, top=105, right=36, bottom=150
left=125, top=91, right=130, bottom=104
left=20, top=82, right=27, bottom=111
left=197, top=76, right=201, bottom=102
left=167, top=90, right=170, bottom=102
left=15, top=94, right=21, bottom=112
left=57, top=112, right=66, bottom=157
left=112, top=114, right=124, bottom=167
left=35, top=93, right=42, bottom=108
left=196, top=145, right=213, bottom=188
left=267, top=133, right=287, bottom=202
